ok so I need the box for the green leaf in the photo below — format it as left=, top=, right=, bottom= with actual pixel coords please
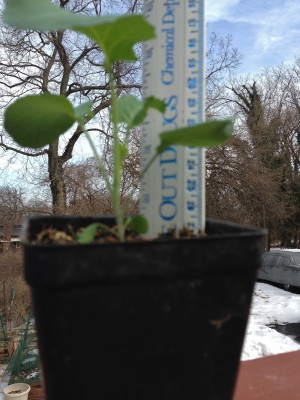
left=2, top=0, right=111, bottom=31
left=133, top=96, right=166, bottom=127
left=74, top=101, right=93, bottom=125
left=76, top=222, right=113, bottom=244
left=3, top=0, right=155, bottom=64
left=115, top=95, right=166, bottom=129
left=115, top=95, right=143, bottom=128
left=144, top=96, right=166, bottom=113
left=76, top=16, right=155, bottom=64
left=127, top=215, right=149, bottom=235
left=76, top=223, right=100, bottom=244
left=157, top=120, right=233, bottom=153
left=4, top=94, right=76, bottom=148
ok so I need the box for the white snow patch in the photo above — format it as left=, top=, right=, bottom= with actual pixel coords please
left=242, top=282, right=300, bottom=360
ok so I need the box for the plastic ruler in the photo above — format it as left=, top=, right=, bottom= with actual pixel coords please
left=141, top=0, right=206, bottom=238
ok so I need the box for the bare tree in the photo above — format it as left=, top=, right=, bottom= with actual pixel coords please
left=206, top=32, right=242, bottom=118
left=0, top=186, right=26, bottom=225
left=216, top=63, right=300, bottom=247
left=0, top=0, right=141, bottom=214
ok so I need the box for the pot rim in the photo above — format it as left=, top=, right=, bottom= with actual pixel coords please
left=3, top=383, right=31, bottom=397
left=22, top=216, right=267, bottom=248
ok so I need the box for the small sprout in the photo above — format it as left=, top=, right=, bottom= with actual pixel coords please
left=126, top=215, right=149, bottom=235
left=76, top=223, right=115, bottom=244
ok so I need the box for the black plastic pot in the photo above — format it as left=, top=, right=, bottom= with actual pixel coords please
left=23, top=217, right=266, bottom=400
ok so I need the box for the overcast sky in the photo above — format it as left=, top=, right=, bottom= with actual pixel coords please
left=206, top=0, right=300, bottom=74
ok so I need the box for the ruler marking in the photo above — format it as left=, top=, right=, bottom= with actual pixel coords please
left=141, top=0, right=205, bottom=237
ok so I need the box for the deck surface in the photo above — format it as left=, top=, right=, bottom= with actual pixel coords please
left=3, top=351, right=300, bottom=399
left=233, top=350, right=300, bottom=399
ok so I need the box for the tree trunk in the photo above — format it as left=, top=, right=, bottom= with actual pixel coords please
left=48, top=140, right=66, bottom=214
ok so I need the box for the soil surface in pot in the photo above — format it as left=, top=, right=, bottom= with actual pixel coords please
left=34, top=224, right=203, bottom=245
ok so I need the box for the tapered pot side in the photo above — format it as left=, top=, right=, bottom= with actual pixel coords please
left=23, top=217, right=266, bottom=400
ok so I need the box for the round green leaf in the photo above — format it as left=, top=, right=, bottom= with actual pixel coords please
left=4, top=94, right=76, bottom=148
left=128, top=215, right=149, bottom=235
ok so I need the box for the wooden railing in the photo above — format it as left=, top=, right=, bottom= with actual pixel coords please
left=5, top=350, right=300, bottom=399
left=234, top=350, right=300, bottom=399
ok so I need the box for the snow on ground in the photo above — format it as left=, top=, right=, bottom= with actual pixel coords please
left=241, top=282, right=300, bottom=360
